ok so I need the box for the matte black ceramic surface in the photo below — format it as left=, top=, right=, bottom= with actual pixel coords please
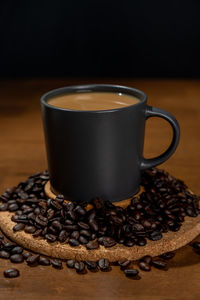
left=41, top=84, right=180, bottom=202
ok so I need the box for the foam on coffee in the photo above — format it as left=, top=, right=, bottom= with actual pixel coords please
left=48, top=92, right=139, bottom=111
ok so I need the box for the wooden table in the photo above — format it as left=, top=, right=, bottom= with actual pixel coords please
left=0, top=79, right=199, bottom=300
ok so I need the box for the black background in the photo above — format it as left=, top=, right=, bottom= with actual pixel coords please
left=1, top=0, right=200, bottom=77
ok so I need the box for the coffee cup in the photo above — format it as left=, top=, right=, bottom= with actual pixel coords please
left=40, top=84, right=180, bottom=202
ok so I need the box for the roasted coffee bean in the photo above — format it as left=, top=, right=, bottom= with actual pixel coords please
left=89, top=220, right=99, bottom=232
left=71, top=231, right=80, bottom=240
left=69, top=238, right=80, bottom=247
left=142, top=220, right=152, bottom=229
left=124, top=239, right=135, bottom=247
left=0, top=250, right=10, bottom=259
left=86, top=240, right=99, bottom=250
left=4, top=268, right=20, bottom=278
left=0, top=203, right=8, bottom=211
left=10, top=254, right=24, bottom=263
left=35, top=215, right=47, bottom=227
left=138, top=261, right=151, bottom=271
left=51, top=200, right=62, bottom=210
left=58, top=230, right=69, bottom=242
left=33, top=229, right=43, bottom=237
left=79, top=236, right=88, bottom=244
left=160, top=252, right=175, bottom=260
left=26, top=254, right=40, bottom=265
left=74, top=261, right=86, bottom=273
left=74, top=206, right=86, bottom=216
left=80, top=230, right=91, bottom=238
left=45, top=234, right=57, bottom=243
left=52, top=220, right=62, bottom=231
left=85, top=260, right=97, bottom=270
left=66, top=210, right=77, bottom=221
left=22, top=252, right=32, bottom=259
left=186, top=207, right=195, bottom=217
left=8, top=203, right=19, bottom=212
left=132, top=223, right=144, bottom=231
left=149, top=231, right=162, bottom=241
left=91, top=233, right=97, bottom=240
left=152, top=259, right=167, bottom=269
left=11, top=246, right=23, bottom=255
left=124, top=268, right=139, bottom=277
left=98, top=258, right=110, bottom=271
left=78, top=222, right=90, bottom=230
left=24, top=225, right=36, bottom=234
left=51, top=259, right=63, bottom=269
left=64, top=225, right=78, bottom=231
left=141, top=255, right=152, bottom=265
left=136, top=237, right=147, bottom=246
left=66, top=259, right=75, bottom=268
left=13, top=223, right=25, bottom=232
left=101, top=237, right=116, bottom=248
left=48, top=226, right=57, bottom=235
left=3, top=242, right=16, bottom=251
left=39, top=257, right=51, bottom=266
left=118, top=260, right=131, bottom=270
left=11, top=215, right=19, bottom=222
left=191, top=241, right=200, bottom=250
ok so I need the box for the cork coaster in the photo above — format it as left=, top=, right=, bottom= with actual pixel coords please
left=44, top=180, right=142, bottom=210
left=0, top=211, right=200, bottom=262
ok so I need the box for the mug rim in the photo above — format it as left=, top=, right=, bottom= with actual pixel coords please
left=40, top=84, right=147, bottom=113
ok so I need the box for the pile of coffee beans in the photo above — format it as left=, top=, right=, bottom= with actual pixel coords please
left=0, top=168, right=199, bottom=279
left=0, top=168, right=199, bottom=250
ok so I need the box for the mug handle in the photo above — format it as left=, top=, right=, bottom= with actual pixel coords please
left=140, top=105, right=180, bottom=170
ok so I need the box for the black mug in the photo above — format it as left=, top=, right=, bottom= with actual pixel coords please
left=41, top=84, right=180, bottom=203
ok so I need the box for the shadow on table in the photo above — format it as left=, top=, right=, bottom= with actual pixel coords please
left=168, top=242, right=200, bottom=269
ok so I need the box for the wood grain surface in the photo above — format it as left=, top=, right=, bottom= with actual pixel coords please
left=0, top=78, right=200, bottom=300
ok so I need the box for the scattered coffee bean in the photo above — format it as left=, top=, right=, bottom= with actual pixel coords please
left=85, top=260, right=97, bottom=270
left=138, top=261, right=151, bottom=271
left=0, top=203, right=8, bottom=211
left=79, top=236, right=88, bottom=244
left=10, top=254, right=24, bottom=263
left=78, top=222, right=90, bottom=230
left=69, top=238, right=80, bottom=247
left=22, top=252, right=32, bottom=259
left=86, top=240, right=99, bottom=250
left=74, top=261, right=86, bottom=274
left=71, top=231, right=80, bottom=240
left=0, top=250, right=10, bottom=259
left=191, top=242, right=200, bottom=250
left=2, top=242, right=16, bottom=251
left=45, top=234, right=57, bottom=243
left=13, top=223, right=25, bottom=232
left=24, top=225, right=36, bottom=234
left=8, top=203, right=19, bottom=212
left=98, top=258, right=110, bottom=271
left=11, top=246, right=23, bottom=255
left=39, top=257, right=51, bottom=266
left=141, top=255, right=152, bottom=265
left=160, top=252, right=175, bottom=260
left=26, top=254, right=40, bottom=266
left=66, top=259, right=75, bottom=268
left=152, top=259, right=167, bottom=269
left=124, top=268, right=139, bottom=277
left=51, top=259, right=63, bottom=269
left=118, top=260, right=131, bottom=270
left=4, top=268, right=20, bottom=278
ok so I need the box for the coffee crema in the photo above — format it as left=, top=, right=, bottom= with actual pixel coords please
left=48, top=92, right=139, bottom=111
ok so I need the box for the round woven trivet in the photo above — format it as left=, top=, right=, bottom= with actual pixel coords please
left=44, top=181, right=138, bottom=210
left=0, top=210, right=200, bottom=262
